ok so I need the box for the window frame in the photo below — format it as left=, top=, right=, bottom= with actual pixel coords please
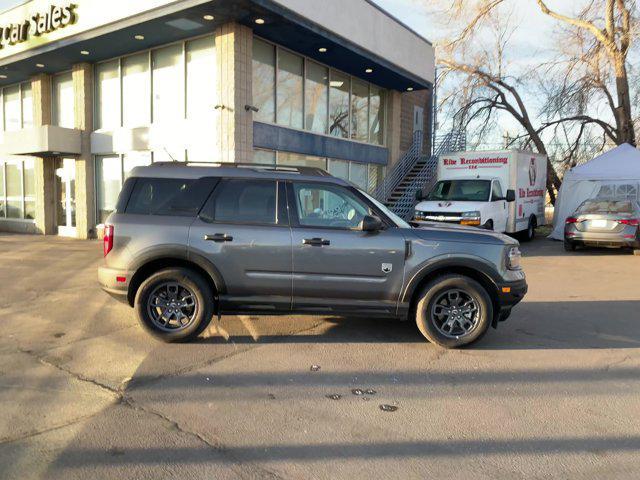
left=198, top=178, right=289, bottom=228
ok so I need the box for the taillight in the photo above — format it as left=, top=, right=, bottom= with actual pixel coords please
left=103, top=225, right=114, bottom=257
left=617, top=219, right=639, bottom=226
left=565, top=217, right=580, bottom=224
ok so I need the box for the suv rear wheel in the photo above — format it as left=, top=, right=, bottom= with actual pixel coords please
left=135, top=268, right=214, bottom=342
left=415, top=275, right=493, bottom=348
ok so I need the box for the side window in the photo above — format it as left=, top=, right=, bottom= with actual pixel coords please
left=123, top=177, right=216, bottom=216
left=292, top=182, right=372, bottom=229
left=201, top=179, right=279, bottom=225
left=491, top=181, right=503, bottom=201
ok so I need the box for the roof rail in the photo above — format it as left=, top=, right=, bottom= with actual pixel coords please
left=153, top=161, right=331, bottom=177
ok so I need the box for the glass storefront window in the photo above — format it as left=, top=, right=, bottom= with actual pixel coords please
left=329, top=71, right=350, bottom=138
left=186, top=35, right=216, bottom=119
left=153, top=148, right=185, bottom=163
left=152, top=44, right=184, bottom=123
left=349, top=162, right=368, bottom=190
left=305, top=61, right=328, bottom=134
left=276, top=49, right=303, bottom=129
left=24, top=158, right=35, bottom=220
left=351, top=79, right=369, bottom=142
left=251, top=37, right=387, bottom=146
left=278, top=152, right=326, bottom=170
left=123, top=151, right=152, bottom=179
left=252, top=39, right=276, bottom=123
left=4, top=86, right=20, bottom=132
left=21, top=83, right=33, bottom=129
left=96, top=60, right=121, bottom=129
left=368, top=164, right=384, bottom=193
left=96, top=155, right=122, bottom=224
left=369, top=86, right=385, bottom=145
left=328, top=159, right=349, bottom=181
left=5, top=162, right=22, bottom=219
left=0, top=164, right=5, bottom=218
left=252, top=149, right=276, bottom=165
left=52, top=72, right=74, bottom=128
left=122, top=52, right=150, bottom=127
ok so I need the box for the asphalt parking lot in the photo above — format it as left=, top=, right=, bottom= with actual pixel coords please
left=1, top=232, right=639, bottom=479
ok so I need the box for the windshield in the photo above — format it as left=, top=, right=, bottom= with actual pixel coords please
left=577, top=200, right=635, bottom=214
left=359, top=189, right=411, bottom=228
left=427, top=180, right=491, bottom=202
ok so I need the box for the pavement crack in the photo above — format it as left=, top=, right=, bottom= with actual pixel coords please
left=121, top=396, right=284, bottom=479
left=16, top=347, right=122, bottom=398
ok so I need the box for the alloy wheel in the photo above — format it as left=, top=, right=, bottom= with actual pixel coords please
left=430, top=288, right=481, bottom=338
left=147, top=282, right=198, bottom=332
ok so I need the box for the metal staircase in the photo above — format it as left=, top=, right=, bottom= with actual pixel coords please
left=374, top=131, right=466, bottom=220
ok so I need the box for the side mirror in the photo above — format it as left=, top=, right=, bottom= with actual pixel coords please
left=415, top=189, right=424, bottom=201
left=506, top=189, right=516, bottom=202
left=361, top=215, right=383, bottom=232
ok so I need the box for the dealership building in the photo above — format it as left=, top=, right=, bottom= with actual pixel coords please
left=0, top=0, right=434, bottom=238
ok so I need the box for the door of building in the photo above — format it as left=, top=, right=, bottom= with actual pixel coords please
left=413, top=106, right=424, bottom=133
left=55, top=158, right=76, bottom=237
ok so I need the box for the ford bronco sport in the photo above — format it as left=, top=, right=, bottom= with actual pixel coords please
left=98, top=163, right=527, bottom=348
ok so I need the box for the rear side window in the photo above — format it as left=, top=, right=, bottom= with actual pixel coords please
left=124, top=177, right=216, bottom=216
left=200, top=179, right=279, bottom=225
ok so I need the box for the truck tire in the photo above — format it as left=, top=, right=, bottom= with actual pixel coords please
left=135, top=267, right=214, bottom=343
left=415, top=274, right=493, bottom=348
left=521, top=216, right=536, bottom=242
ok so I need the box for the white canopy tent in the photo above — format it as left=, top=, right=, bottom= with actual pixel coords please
left=550, top=144, right=640, bottom=240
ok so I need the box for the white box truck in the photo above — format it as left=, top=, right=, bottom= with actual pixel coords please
left=414, top=150, right=547, bottom=240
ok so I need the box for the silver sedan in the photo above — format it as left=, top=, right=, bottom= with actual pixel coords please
left=564, top=199, right=640, bottom=252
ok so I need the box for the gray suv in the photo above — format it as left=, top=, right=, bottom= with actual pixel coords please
left=98, top=163, right=527, bottom=348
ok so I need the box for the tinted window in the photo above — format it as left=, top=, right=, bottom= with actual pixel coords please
left=202, top=179, right=278, bottom=224
left=491, top=181, right=503, bottom=200
left=125, top=178, right=214, bottom=216
left=292, top=182, right=371, bottom=229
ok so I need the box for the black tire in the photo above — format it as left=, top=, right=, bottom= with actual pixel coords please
left=415, top=274, right=493, bottom=348
left=521, top=216, right=536, bottom=242
left=134, top=268, right=214, bottom=343
left=484, top=220, right=494, bottom=231
left=564, top=240, right=576, bottom=252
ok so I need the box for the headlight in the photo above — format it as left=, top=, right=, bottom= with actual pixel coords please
left=461, top=211, right=481, bottom=226
left=506, top=246, right=522, bottom=270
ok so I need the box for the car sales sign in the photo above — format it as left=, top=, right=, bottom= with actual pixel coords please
left=0, top=3, right=76, bottom=49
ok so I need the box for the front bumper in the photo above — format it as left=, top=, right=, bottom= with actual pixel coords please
left=497, top=278, right=528, bottom=308
left=98, top=265, right=134, bottom=303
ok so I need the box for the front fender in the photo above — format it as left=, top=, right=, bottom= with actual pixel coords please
left=401, top=253, right=503, bottom=305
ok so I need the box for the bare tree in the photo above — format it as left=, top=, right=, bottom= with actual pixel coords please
left=430, top=0, right=637, bottom=202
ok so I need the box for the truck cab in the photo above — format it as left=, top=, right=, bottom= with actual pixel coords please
left=414, top=176, right=515, bottom=231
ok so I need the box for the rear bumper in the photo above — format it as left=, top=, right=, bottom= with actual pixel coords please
left=565, top=231, right=640, bottom=248
left=98, top=266, right=134, bottom=304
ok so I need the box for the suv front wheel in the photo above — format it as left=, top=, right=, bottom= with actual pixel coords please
left=135, top=268, right=214, bottom=342
left=415, top=274, right=493, bottom=348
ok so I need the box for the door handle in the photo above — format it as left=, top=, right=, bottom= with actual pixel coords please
left=302, top=238, right=330, bottom=246
left=204, top=233, right=234, bottom=242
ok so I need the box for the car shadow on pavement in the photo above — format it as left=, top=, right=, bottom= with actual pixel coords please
left=188, top=299, right=640, bottom=351
left=519, top=236, right=636, bottom=257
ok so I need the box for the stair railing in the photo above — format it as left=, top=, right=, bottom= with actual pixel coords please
left=372, top=130, right=423, bottom=202
left=389, top=131, right=467, bottom=219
